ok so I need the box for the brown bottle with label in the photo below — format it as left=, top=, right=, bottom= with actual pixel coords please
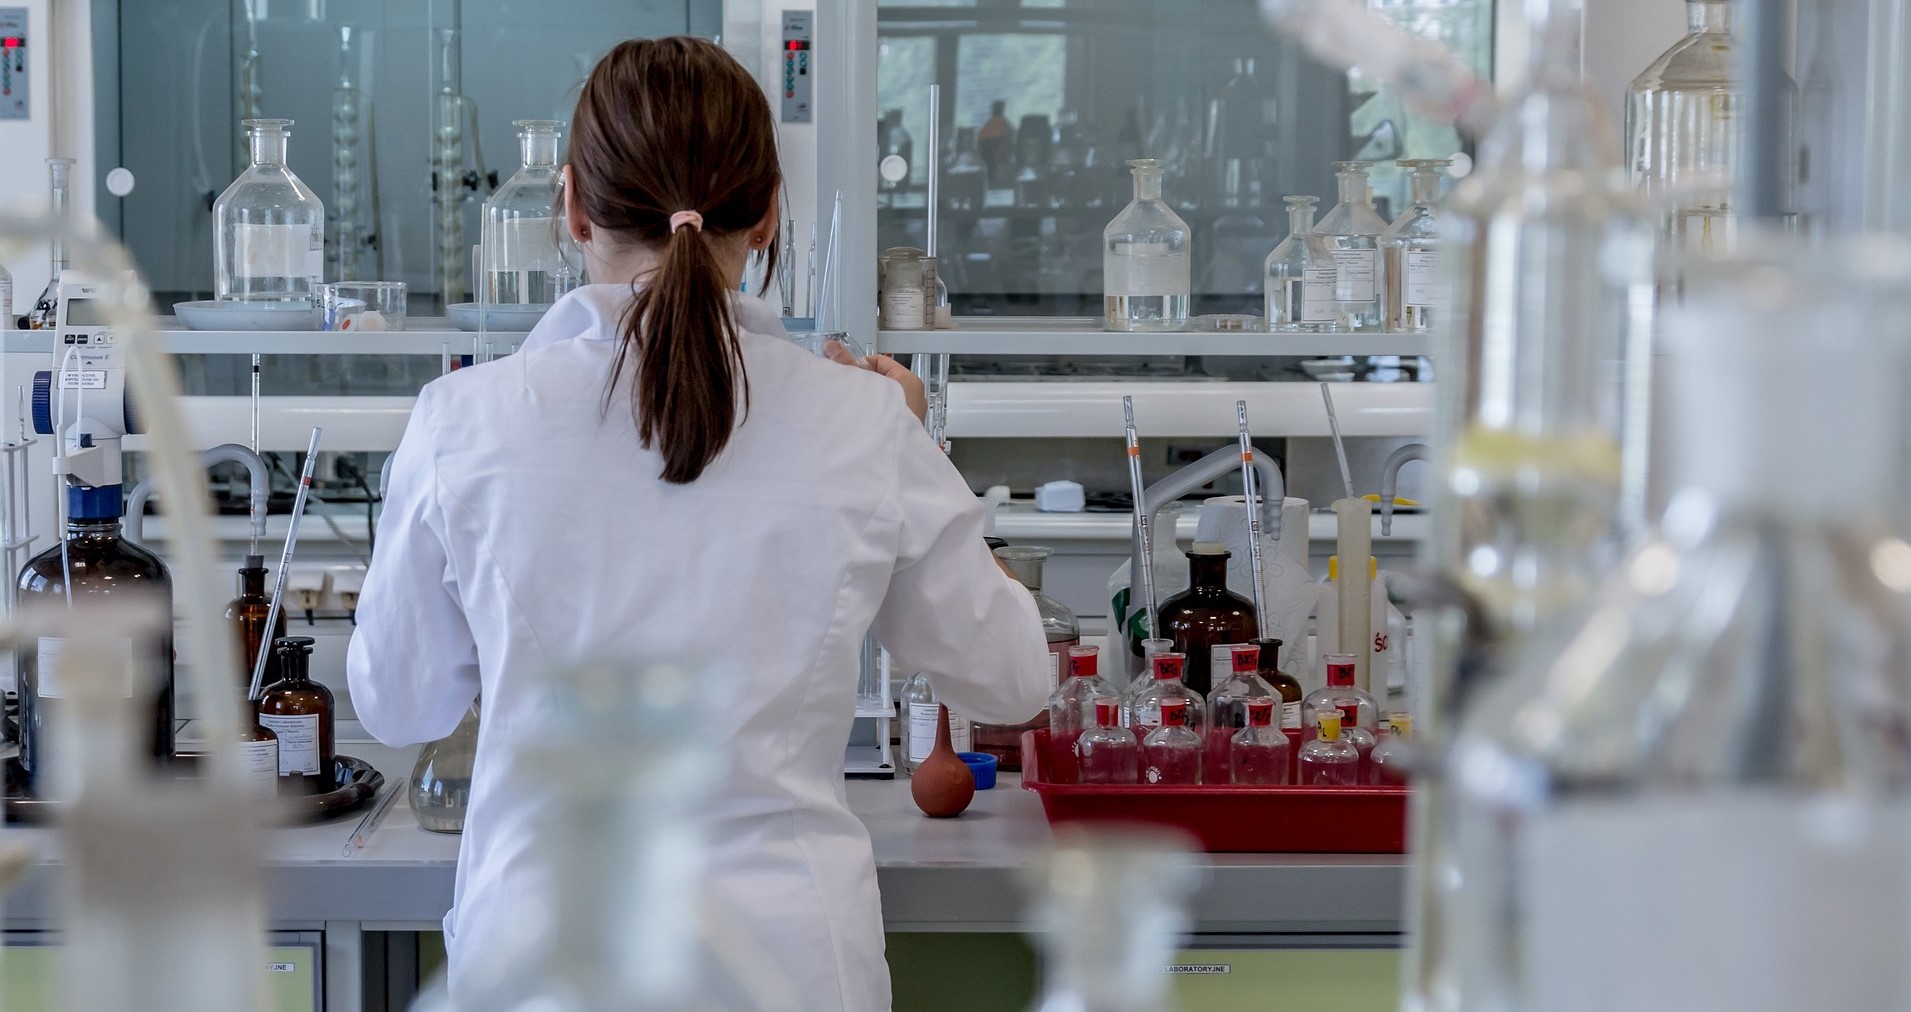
left=1253, top=637, right=1306, bottom=731
left=15, top=484, right=175, bottom=796
left=256, top=636, right=335, bottom=794
left=226, top=555, right=285, bottom=689
left=1155, top=541, right=1258, bottom=695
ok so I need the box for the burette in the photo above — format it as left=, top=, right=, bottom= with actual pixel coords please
left=1235, top=401, right=1271, bottom=639
left=1122, top=395, right=1158, bottom=642
left=247, top=427, right=323, bottom=701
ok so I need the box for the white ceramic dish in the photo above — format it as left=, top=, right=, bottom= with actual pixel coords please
left=446, top=302, right=550, bottom=333
left=172, top=300, right=320, bottom=332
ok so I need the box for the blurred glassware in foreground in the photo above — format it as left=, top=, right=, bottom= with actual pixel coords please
left=1445, top=233, right=1911, bottom=1010
left=1023, top=827, right=1201, bottom=1012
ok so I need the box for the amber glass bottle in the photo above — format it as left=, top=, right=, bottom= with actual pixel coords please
left=257, top=636, right=335, bottom=794
left=227, top=555, right=285, bottom=689
left=16, top=485, right=175, bottom=795
left=238, top=704, right=280, bottom=797
left=1155, top=541, right=1257, bottom=695
left=1253, top=636, right=1306, bottom=730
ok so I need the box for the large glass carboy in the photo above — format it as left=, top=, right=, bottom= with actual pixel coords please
left=1313, top=161, right=1388, bottom=330
left=1625, top=0, right=1745, bottom=254
left=1381, top=158, right=1450, bottom=331
left=214, top=119, right=325, bottom=302
left=1443, top=236, right=1911, bottom=1011
left=482, top=120, right=577, bottom=305
left=1103, top=159, right=1191, bottom=333
left=1263, top=196, right=1336, bottom=332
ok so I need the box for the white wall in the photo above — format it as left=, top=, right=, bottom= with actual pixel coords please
left=727, top=0, right=819, bottom=316
left=0, top=0, right=94, bottom=313
left=1582, top=0, right=1688, bottom=126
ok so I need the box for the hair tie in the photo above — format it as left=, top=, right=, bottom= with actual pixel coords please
left=669, top=210, right=704, bottom=234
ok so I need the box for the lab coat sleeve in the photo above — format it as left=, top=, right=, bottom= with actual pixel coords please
left=347, top=388, right=482, bottom=745
left=868, top=407, right=1052, bottom=726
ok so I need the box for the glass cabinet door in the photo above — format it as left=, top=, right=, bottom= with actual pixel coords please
left=873, top=0, right=1490, bottom=319
left=96, top=0, right=723, bottom=311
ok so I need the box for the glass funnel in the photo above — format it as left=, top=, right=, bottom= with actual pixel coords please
left=1381, top=159, right=1450, bottom=332
left=481, top=120, right=576, bottom=306
left=411, top=699, right=479, bottom=833
left=1264, top=196, right=1335, bottom=332
left=1313, top=161, right=1389, bottom=330
left=1103, top=159, right=1191, bottom=333
left=1023, top=827, right=1200, bottom=1012
left=213, top=119, right=325, bottom=302
left=1443, top=234, right=1911, bottom=1011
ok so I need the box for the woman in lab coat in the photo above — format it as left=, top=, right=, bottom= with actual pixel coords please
left=346, top=37, right=1052, bottom=1010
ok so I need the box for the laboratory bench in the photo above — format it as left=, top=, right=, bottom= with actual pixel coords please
left=0, top=731, right=1408, bottom=1011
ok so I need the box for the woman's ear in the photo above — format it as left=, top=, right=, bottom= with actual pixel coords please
left=563, top=165, right=592, bottom=244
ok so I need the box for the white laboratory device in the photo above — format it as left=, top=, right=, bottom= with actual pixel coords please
left=33, top=271, right=140, bottom=500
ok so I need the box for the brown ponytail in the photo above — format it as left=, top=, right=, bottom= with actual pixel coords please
left=569, top=37, right=782, bottom=484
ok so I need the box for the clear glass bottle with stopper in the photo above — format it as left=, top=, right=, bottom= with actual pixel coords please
left=903, top=669, right=971, bottom=774
left=1103, top=159, right=1191, bottom=333
left=214, top=119, right=325, bottom=302
left=1298, top=711, right=1358, bottom=786
left=1075, top=698, right=1140, bottom=785
left=482, top=120, right=576, bottom=305
left=411, top=699, right=479, bottom=832
left=1313, top=161, right=1388, bottom=330
left=1230, top=697, right=1290, bottom=785
left=1049, top=645, right=1118, bottom=778
left=1443, top=237, right=1911, bottom=1011
left=1381, top=158, right=1450, bottom=332
left=1263, top=196, right=1336, bottom=332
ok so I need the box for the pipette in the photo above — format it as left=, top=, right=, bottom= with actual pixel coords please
left=342, top=777, right=405, bottom=857
left=1122, top=396, right=1160, bottom=642
left=1235, top=400, right=1271, bottom=639
left=1320, top=382, right=1355, bottom=501
left=248, top=427, right=323, bottom=701
left=818, top=190, right=844, bottom=333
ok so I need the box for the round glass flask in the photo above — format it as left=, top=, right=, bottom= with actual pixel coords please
left=411, top=700, right=480, bottom=833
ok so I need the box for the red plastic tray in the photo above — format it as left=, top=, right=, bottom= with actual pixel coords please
left=1019, top=729, right=1409, bottom=853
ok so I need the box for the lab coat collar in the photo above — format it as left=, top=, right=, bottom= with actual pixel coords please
left=518, top=283, right=789, bottom=353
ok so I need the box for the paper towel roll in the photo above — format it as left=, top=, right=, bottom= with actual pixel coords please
left=1193, top=496, right=1313, bottom=671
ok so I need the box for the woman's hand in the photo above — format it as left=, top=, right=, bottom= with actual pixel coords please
left=825, top=342, right=929, bottom=423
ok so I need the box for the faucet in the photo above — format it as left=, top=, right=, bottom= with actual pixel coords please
left=126, top=443, right=270, bottom=549
left=1379, top=443, right=1429, bottom=536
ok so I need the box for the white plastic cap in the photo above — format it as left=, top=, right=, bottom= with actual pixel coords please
left=1190, top=540, right=1228, bottom=556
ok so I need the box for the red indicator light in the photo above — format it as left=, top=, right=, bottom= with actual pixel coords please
left=2, top=37, right=22, bottom=48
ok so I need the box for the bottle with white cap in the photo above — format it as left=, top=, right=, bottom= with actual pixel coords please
left=1441, top=235, right=1911, bottom=1010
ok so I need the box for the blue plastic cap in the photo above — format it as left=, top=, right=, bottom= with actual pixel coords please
left=67, top=483, right=123, bottom=520
left=957, top=751, right=999, bottom=791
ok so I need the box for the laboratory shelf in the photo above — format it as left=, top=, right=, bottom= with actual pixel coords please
left=876, top=317, right=1436, bottom=358
left=3, top=323, right=529, bottom=356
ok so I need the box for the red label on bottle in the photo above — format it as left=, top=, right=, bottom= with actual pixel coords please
left=1153, top=653, right=1185, bottom=680
left=1246, top=698, right=1274, bottom=726
left=1231, top=644, right=1260, bottom=673
left=1328, top=662, right=1356, bottom=687
left=1070, top=649, right=1099, bottom=678
left=1161, top=698, right=1189, bottom=726
left=1338, top=702, right=1360, bottom=727
left=1094, top=698, right=1121, bottom=727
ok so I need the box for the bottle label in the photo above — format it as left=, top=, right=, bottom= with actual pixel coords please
left=1282, top=700, right=1302, bottom=730
left=1331, top=249, right=1377, bottom=302
left=1209, top=646, right=1233, bottom=677
left=34, top=637, right=136, bottom=699
left=235, top=223, right=324, bottom=281
left=1522, top=795, right=1911, bottom=1010
left=879, top=285, right=926, bottom=329
left=240, top=737, right=280, bottom=790
left=1301, top=267, right=1337, bottom=322
left=907, top=701, right=971, bottom=764
left=1045, top=649, right=1066, bottom=688
left=259, top=712, right=321, bottom=775
left=1404, top=250, right=1442, bottom=307
left=1328, top=661, right=1357, bottom=687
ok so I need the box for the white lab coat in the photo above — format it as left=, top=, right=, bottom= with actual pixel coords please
left=347, top=284, right=1051, bottom=1011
